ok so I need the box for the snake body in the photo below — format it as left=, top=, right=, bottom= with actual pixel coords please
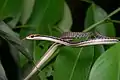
left=60, top=32, right=93, bottom=39
left=24, top=32, right=119, bottom=80
left=25, top=32, right=119, bottom=47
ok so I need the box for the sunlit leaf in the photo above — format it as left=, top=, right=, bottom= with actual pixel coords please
left=20, top=0, right=35, bottom=24
left=89, top=43, right=120, bottom=80
left=58, top=2, right=72, bottom=32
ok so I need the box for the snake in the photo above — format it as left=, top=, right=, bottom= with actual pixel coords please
left=24, top=32, right=119, bottom=80
left=25, top=32, right=119, bottom=47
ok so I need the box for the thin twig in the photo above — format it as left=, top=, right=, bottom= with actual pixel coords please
left=107, top=19, right=120, bottom=24
left=83, top=7, right=120, bottom=32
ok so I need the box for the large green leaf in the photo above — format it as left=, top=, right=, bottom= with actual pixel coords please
left=0, top=0, right=22, bottom=20
left=58, top=2, right=72, bottom=32
left=20, top=0, right=35, bottom=24
left=20, top=0, right=64, bottom=78
left=7, top=13, right=21, bottom=28
left=0, top=21, right=32, bottom=60
left=8, top=43, right=20, bottom=65
left=84, top=3, right=115, bottom=36
left=20, top=0, right=64, bottom=58
left=89, top=43, right=120, bottom=80
left=20, top=0, right=64, bottom=37
left=20, top=40, right=34, bottom=66
left=54, top=46, right=94, bottom=80
left=93, top=45, right=105, bottom=62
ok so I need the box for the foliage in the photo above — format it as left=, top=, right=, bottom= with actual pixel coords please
left=0, top=0, right=120, bottom=80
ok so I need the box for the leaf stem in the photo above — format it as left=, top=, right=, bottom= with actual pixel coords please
left=83, top=7, right=120, bottom=32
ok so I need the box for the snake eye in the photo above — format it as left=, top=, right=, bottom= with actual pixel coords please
left=28, top=34, right=40, bottom=38
left=27, top=35, right=35, bottom=38
left=30, top=35, right=35, bottom=38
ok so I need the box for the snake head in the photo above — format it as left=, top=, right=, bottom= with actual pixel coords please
left=25, top=34, right=41, bottom=40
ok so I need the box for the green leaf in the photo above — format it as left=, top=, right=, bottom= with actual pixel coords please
left=22, top=61, right=35, bottom=79
left=0, top=21, right=32, bottom=60
left=0, top=61, right=8, bottom=80
left=7, top=13, right=21, bottom=28
left=89, top=43, right=120, bottom=80
left=0, top=39, right=21, bottom=80
left=20, top=0, right=35, bottom=24
left=9, top=43, right=20, bottom=65
left=34, top=41, right=51, bottom=62
left=38, top=64, right=54, bottom=80
left=0, top=0, right=22, bottom=20
left=20, top=40, right=34, bottom=66
left=20, top=0, right=64, bottom=61
left=19, top=0, right=64, bottom=69
left=58, top=2, right=72, bottom=32
left=84, top=3, right=115, bottom=36
left=93, top=45, right=105, bottom=62
left=54, top=46, right=94, bottom=80
left=20, top=0, right=64, bottom=36
left=84, top=4, right=107, bottom=62
left=19, top=0, right=64, bottom=78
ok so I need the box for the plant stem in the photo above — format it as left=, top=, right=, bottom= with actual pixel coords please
left=107, top=19, right=120, bottom=24
left=83, top=7, right=120, bottom=32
